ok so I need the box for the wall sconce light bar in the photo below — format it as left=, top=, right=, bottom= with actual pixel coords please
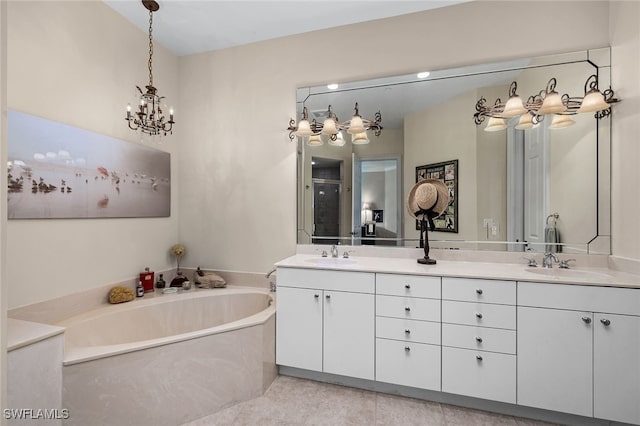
left=288, top=103, right=383, bottom=142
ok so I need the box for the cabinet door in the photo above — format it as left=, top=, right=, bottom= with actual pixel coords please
left=517, top=307, right=593, bottom=417
left=275, top=287, right=323, bottom=371
left=594, top=313, right=640, bottom=424
left=323, top=290, right=375, bottom=380
left=376, top=338, right=441, bottom=391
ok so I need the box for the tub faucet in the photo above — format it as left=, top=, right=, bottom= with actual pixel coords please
left=543, top=252, right=559, bottom=268
left=331, top=245, right=339, bottom=258
left=266, top=268, right=277, bottom=292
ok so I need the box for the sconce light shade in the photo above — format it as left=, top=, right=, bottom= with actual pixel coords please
left=484, top=117, right=507, bottom=132
left=515, top=113, right=539, bottom=130
left=321, top=117, right=338, bottom=135
left=538, top=92, right=566, bottom=115
left=307, top=134, right=323, bottom=146
left=549, top=114, right=575, bottom=129
left=328, top=131, right=345, bottom=146
left=351, top=131, right=370, bottom=144
left=295, top=119, right=313, bottom=137
left=348, top=115, right=365, bottom=134
left=577, top=90, right=609, bottom=113
left=502, top=95, right=528, bottom=118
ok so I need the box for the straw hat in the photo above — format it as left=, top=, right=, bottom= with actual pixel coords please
left=406, top=179, right=450, bottom=220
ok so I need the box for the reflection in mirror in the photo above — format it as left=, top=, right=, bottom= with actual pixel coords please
left=296, top=49, right=613, bottom=254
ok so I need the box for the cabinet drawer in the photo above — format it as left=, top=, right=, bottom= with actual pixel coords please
left=376, top=338, right=441, bottom=391
left=442, top=347, right=516, bottom=404
left=442, top=301, right=516, bottom=330
left=277, top=268, right=374, bottom=293
left=442, top=323, right=515, bottom=354
left=518, top=281, right=640, bottom=316
left=442, top=277, right=516, bottom=305
left=376, top=317, right=440, bottom=345
left=376, top=274, right=440, bottom=299
left=377, top=295, right=440, bottom=322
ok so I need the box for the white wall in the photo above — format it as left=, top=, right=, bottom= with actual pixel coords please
left=5, top=2, right=180, bottom=308
left=1, top=0, right=8, bottom=418
left=610, top=0, right=640, bottom=261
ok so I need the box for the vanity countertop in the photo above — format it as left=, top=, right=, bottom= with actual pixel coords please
left=275, top=254, right=640, bottom=289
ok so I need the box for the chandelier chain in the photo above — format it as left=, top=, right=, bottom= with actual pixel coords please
left=148, top=9, right=154, bottom=87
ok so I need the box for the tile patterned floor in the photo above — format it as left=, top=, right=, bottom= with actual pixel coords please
left=184, top=376, right=559, bottom=426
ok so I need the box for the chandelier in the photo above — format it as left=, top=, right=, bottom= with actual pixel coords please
left=473, top=75, right=619, bottom=131
left=288, top=103, right=382, bottom=146
left=125, top=0, right=174, bottom=136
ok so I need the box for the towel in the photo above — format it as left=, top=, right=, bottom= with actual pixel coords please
left=544, top=224, right=561, bottom=253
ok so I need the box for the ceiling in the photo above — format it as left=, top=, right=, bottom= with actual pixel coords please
left=104, top=0, right=471, bottom=56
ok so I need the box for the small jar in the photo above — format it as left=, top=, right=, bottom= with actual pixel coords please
left=156, top=273, right=166, bottom=289
left=182, top=280, right=191, bottom=290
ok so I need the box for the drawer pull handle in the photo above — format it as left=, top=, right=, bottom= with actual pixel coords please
left=405, top=307, right=411, bottom=312
left=475, top=336, right=483, bottom=343
left=582, top=316, right=591, bottom=324
left=600, top=318, right=611, bottom=326
left=405, top=329, right=411, bottom=334
left=476, top=313, right=483, bottom=319
left=405, top=284, right=411, bottom=289
left=476, top=289, right=483, bottom=295
left=405, top=346, right=411, bottom=352
left=325, top=294, right=331, bottom=300
left=476, top=355, right=483, bottom=361
left=314, top=294, right=319, bottom=299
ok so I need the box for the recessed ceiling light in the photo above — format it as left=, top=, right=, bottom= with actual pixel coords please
left=417, top=71, right=431, bottom=79
left=327, top=83, right=339, bottom=90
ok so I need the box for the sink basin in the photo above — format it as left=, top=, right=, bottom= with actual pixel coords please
left=305, top=257, right=357, bottom=267
left=524, top=268, right=612, bottom=281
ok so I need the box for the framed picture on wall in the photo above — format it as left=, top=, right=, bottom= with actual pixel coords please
left=373, top=209, right=383, bottom=223
left=415, top=159, right=458, bottom=233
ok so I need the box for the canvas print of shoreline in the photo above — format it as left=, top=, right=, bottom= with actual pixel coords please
left=7, top=110, right=171, bottom=219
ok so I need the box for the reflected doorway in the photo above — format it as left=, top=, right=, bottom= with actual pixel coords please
left=311, top=157, right=342, bottom=245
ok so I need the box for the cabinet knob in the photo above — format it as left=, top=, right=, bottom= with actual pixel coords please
left=405, top=284, right=411, bottom=289
left=314, top=294, right=319, bottom=299
left=600, top=318, right=611, bottom=326
left=325, top=294, right=331, bottom=300
left=476, top=313, right=483, bottom=319
left=405, top=307, right=411, bottom=312
left=405, top=346, right=411, bottom=352
left=405, top=329, right=411, bottom=334
left=582, top=316, right=592, bottom=324
left=476, top=289, right=483, bottom=295
left=476, top=355, right=483, bottom=361
left=475, top=336, right=483, bottom=343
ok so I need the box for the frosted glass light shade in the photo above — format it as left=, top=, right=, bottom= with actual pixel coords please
left=306, top=134, right=323, bottom=146
left=515, top=113, right=539, bottom=130
left=502, top=95, right=528, bottom=118
left=348, top=115, right=365, bottom=134
left=295, top=119, right=313, bottom=137
left=538, top=92, right=566, bottom=115
left=484, top=117, right=507, bottom=132
left=328, top=131, right=345, bottom=146
left=549, top=114, right=575, bottom=129
left=321, top=117, right=338, bottom=135
left=351, top=131, right=369, bottom=144
left=577, top=91, right=609, bottom=113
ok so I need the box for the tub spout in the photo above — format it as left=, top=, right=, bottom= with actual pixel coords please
left=266, top=268, right=277, bottom=292
left=265, top=268, right=276, bottom=279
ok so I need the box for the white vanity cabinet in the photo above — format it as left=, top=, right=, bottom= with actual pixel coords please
left=518, top=282, right=640, bottom=424
left=375, top=274, right=441, bottom=391
left=441, top=277, right=517, bottom=404
left=276, top=268, right=375, bottom=380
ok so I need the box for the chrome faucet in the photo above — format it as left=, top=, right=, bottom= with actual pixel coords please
left=542, top=252, right=559, bottom=268
left=265, top=268, right=277, bottom=292
left=330, top=245, right=339, bottom=258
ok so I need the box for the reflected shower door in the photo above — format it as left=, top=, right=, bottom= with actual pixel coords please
left=312, top=181, right=340, bottom=245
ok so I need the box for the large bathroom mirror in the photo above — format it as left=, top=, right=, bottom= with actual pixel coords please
left=296, top=48, right=612, bottom=254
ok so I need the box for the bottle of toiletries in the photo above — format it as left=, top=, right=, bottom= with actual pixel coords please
left=156, top=273, right=166, bottom=289
left=136, top=280, right=144, bottom=297
left=140, top=267, right=155, bottom=293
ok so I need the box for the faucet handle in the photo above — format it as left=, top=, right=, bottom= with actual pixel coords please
left=342, top=250, right=353, bottom=259
left=523, top=256, right=538, bottom=267
left=321, top=250, right=328, bottom=257
left=559, top=259, right=576, bottom=269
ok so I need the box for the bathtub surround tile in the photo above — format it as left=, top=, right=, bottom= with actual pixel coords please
left=184, top=376, right=558, bottom=426
left=7, top=335, right=64, bottom=426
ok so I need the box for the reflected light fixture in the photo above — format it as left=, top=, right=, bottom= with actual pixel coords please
left=288, top=103, right=382, bottom=144
left=125, top=0, right=174, bottom=137
left=327, top=83, right=339, bottom=90
left=417, top=71, right=431, bottom=79
left=473, top=75, right=619, bottom=131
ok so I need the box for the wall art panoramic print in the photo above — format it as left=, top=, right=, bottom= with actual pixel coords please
left=7, top=110, right=171, bottom=219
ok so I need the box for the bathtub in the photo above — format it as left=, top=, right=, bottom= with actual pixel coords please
left=58, top=287, right=276, bottom=426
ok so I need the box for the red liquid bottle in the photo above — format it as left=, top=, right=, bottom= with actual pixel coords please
left=140, top=267, right=155, bottom=292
